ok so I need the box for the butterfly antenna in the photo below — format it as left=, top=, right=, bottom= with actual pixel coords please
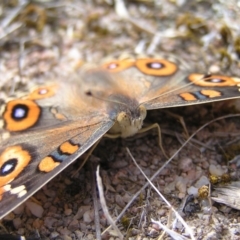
left=140, top=74, right=206, bottom=105
left=85, top=91, right=129, bottom=107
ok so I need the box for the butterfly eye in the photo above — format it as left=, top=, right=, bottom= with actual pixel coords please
left=139, top=105, right=147, bottom=120
left=102, top=59, right=135, bottom=72
left=135, top=58, right=178, bottom=76
left=27, top=85, right=57, bottom=100
left=188, top=74, right=238, bottom=87
left=3, top=100, right=41, bottom=131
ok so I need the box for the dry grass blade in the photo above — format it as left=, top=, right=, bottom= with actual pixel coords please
left=90, top=162, right=101, bottom=240
left=152, top=219, right=189, bottom=240
left=96, top=166, right=124, bottom=239
left=126, top=148, right=195, bottom=240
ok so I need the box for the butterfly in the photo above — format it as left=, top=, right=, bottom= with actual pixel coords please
left=0, top=54, right=240, bottom=220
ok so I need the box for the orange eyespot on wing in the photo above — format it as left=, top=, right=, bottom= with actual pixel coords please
left=135, top=58, right=178, bottom=76
left=200, top=90, right=222, bottom=98
left=101, top=59, right=135, bottom=72
left=188, top=74, right=238, bottom=87
left=179, top=92, right=197, bottom=101
left=180, top=90, right=223, bottom=101
left=0, top=146, right=32, bottom=199
left=38, top=141, right=80, bottom=173
left=38, top=156, right=60, bottom=173
left=59, top=141, right=80, bottom=155
left=3, top=99, right=41, bottom=131
left=27, top=85, right=57, bottom=100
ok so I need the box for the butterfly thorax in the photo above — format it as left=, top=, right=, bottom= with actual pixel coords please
left=107, top=94, right=147, bottom=138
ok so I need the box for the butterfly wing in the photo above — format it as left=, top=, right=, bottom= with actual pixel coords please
left=100, top=56, right=240, bottom=109
left=0, top=79, right=114, bottom=219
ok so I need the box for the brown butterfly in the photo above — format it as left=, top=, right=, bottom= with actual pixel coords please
left=0, top=55, right=240, bottom=219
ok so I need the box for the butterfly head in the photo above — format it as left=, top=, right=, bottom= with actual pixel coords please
left=107, top=94, right=147, bottom=138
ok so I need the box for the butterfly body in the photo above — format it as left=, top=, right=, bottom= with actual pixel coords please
left=0, top=56, right=240, bottom=219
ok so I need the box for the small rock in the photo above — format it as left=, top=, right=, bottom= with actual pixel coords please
left=64, top=208, right=72, bottom=216
left=83, top=209, right=94, bottom=223
left=3, top=212, right=14, bottom=221
left=74, top=230, right=84, bottom=239
left=17, top=228, right=25, bottom=236
left=13, top=217, right=22, bottom=229
left=187, top=186, right=198, bottom=196
left=33, top=218, right=43, bottom=229
left=13, top=203, right=25, bottom=215
left=109, top=159, right=128, bottom=169
left=63, top=235, right=72, bottom=240
left=178, top=157, right=193, bottom=172
left=195, top=176, right=210, bottom=188
left=50, top=232, right=59, bottom=238
left=68, top=219, right=79, bottom=231
left=44, top=217, right=58, bottom=228
left=175, top=176, right=187, bottom=196
left=157, top=209, right=166, bottom=216
left=25, top=201, right=44, bottom=218
left=44, top=189, right=56, bottom=198
left=74, top=205, right=91, bottom=220
left=58, top=226, right=71, bottom=236
left=115, top=194, right=125, bottom=208
left=209, top=164, right=224, bottom=176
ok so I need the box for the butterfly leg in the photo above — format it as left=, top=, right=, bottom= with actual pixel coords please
left=72, top=133, right=126, bottom=177
left=138, top=123, right=168, bottom=158
left=71, top=139, right=101, bottom=177
left=164, top=110, right=190, bottom=139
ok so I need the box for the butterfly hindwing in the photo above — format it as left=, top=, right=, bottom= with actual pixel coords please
left=100, top=56, right=240, bottom=109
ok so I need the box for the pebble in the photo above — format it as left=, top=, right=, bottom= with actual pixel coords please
left=86, top=234, right=94, bottom=240
left=58, top=227, right=71, bottom=236
left=44, top=189, right=56, bottom=198
left=13, top=217, right=22, bottom=229
left=3, top=212, right=15, bottom=221
left=139, top=159, right=148, bottom=167
left=25, top=201, right=44, bottom=218
left=17, top=228, right=25, bottom=236
left=157, top=209, right=166, bottom=216
left=50, top=232, right=59, bottom=238
left=209, top=164, right=224, bottom=176
left=178, top=157, right=193, bottom=172
left=201, top=160, right=209, bottom=169
left=175, top=176, right=187, bottom=196
left=187, top=169, right=197, bottom=181
left=83, top=209, right=94, bottom=223
left=33, top=218, right=43, bottom=228
left=44, top=217, right=58, bottom=228
left=63, top=235, right=72, bottom=240
left=75, top=230, right=84, bottom=239
left=79, top=222, right=87, bottom=231
left=122, top=192, right=132, bottom=203
left=68, top=219, right=79, bottom=231
left=74, top=205, right=91, bottom=220
left=64, top=208, right=72, bottom=216
left=169, top=148, right=179, bottom=160
left=187, top=186, right=198, bottom=196
left=115, top=194, right=125, bottom=207
left=109, top=159, right=128, bottom=169
left=195, top=176, right=210, bottom=188
left=164, top=181, right=176, bottom=194
left=13, top=203, right=25, bottom=215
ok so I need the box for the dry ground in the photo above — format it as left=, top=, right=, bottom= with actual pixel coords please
left=1, top=0, right=240, bottom=239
